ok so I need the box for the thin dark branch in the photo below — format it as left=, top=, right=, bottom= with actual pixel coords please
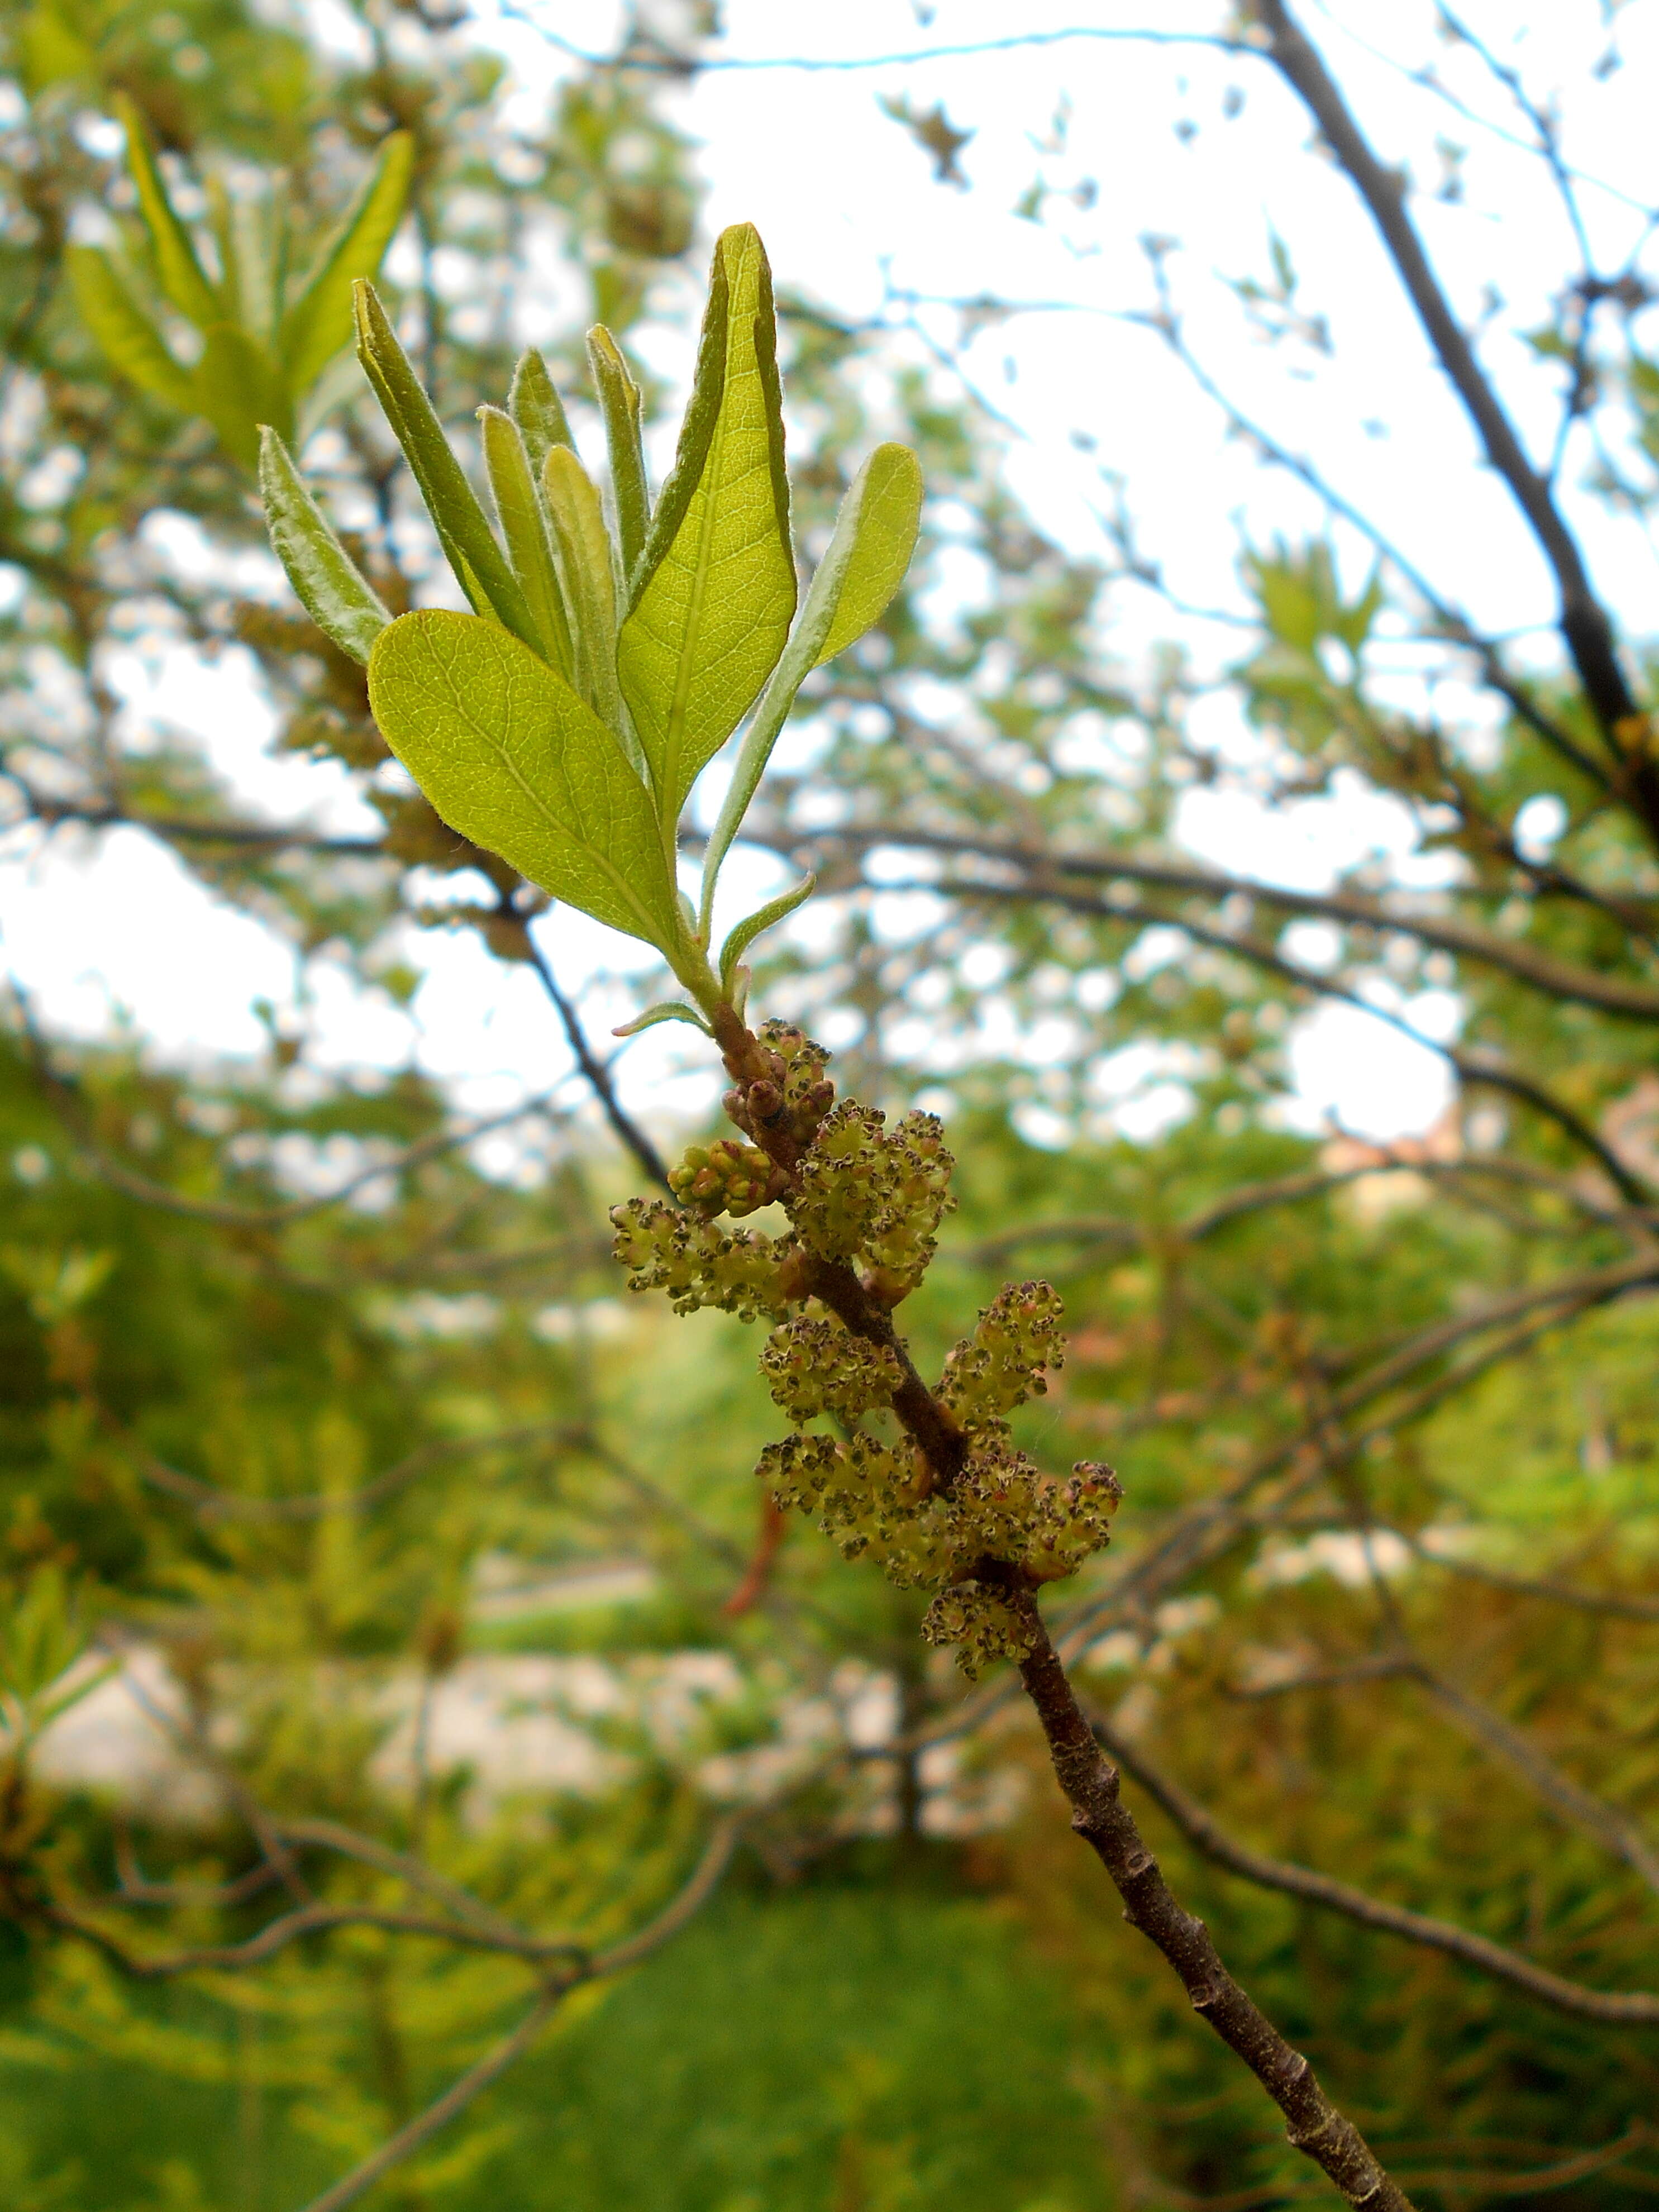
left=509, top=19, right=1237, bottom=73
left=11, top=788, right=385, bottom=856
left=779, top=825, right=1659, bottom=1022
left=1392, top=1529, right=1659, bottom=1622
left=1088, top=1705, right=1659, bottom=2025
left=831, top=867, right=1651, bottom=1201
left=288, top=1814, right=742, bottom=2212
left=1393, top=2127, right=1657, bottom=2202
left=1245, top=0, right=1654, bottom=807
left=964, top=1156, right=1657, bottom=1267
left=1012, top=1599, right=1416, bottom=2211
left=1240, top=1652, right=1659, bottom=1899
left=1434, top=8, right=1596, bottom=272
left=275, top=1819, right=541, bottom=1943
left=1113, top=262, right=1616, bottom=794
left=1058, top=1294, right=1644, bottom=1658
left=291, top=1989, right=564, bottom=2212
left=136, top=1420, right=588, bottom=1523
left=516, top=912, right=670, bottom=1191
left=8, top=986, right=555, bottom=1228
left=47, top=1896, right=589, bottom=1977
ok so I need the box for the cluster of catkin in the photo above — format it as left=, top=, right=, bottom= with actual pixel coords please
left=612, top=1023, right=1119, bottom=1670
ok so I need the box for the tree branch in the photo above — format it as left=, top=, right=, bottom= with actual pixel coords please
left=784, top=826, right=1659, bottom=1023
left=1391, top=1529, right=1659, bottom=1623
left=1245, top=0, right=1656, bottom=817
left=1012, top=1600, right=1415, bottom=2210
left=1087, top=1703, right=1659, bottom=2025
left=817, top=867, right=1652, bottom=1202
left=965, top=1155, right=1657, bottom=1268
left=291, top=1987, right=564, bottom=2212
left=284, top=1813, right=740, bottom=2212
left=1240, top=1652, right=1659, bottom=1899
left=514, top=913, right=671, bottom=1191
left=709, top=1005, right=1415, bottom=2211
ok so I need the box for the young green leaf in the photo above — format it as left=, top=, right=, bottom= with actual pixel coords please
left=508, top=349, right=574, bottom=477
left=617, top=222, right=797, bottom=823
left=368, top=611, right=681, bottom=954
left=587, top=324, right=650, bottom=578
left=717, top=873, right=816, bottom=995
left=207, top=176, right=244, bottom=328
left=116, top=93, right=222, bottom=330
left=259, top=427, right=392, bottom=666
left=699, top=442, right=921, bottom=929
left=66, top=248, right=197, bottom=414
left=541, top=444, right=631, bottom=754
left=194, top=323, right=291, bottom=466
left=479, top=404, right=575, bottom=681
left=613, top=1000, right=714, bottom=1038
left=353, top=282, right=542, bottom=655
left=808, top=442, right=923, bottom=668
left=279, top=131, right=414, bottom=397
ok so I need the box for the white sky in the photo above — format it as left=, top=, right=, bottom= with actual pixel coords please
left=6, top=0, right=1654, bottom=1147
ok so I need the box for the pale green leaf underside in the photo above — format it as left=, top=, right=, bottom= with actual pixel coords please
left=617, top=224, right=796, bottom=821
left=718, top=872, right=816, bottom=993
left=367, top=611, right=679, bottom=951
left=613, top=1000, right=713, bottom=1038
left=259, top=427, right=390, bottom=666
left=812, top=444, right=923, bottom=668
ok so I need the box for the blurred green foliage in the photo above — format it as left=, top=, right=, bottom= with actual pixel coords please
left=2, top=0, right=1659, bottom=2206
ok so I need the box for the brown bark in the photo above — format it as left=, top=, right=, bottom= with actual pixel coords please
left=1013, top=1601, right=1415, bottom=2210
left=707, top=1006, right=1418, bottom=2208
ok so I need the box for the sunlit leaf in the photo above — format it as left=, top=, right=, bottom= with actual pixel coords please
left=353, top=280, right=541, bottom=654
left=279, top=132, right=413, bottom=396
left=479, top=404, right=574, bottom=680
left=700, top=444, right=921, bottom=926
left=116, top=93, right=222, bottom=330
left=588, top=323, right=650, bottom=577
left=368, top=611, right=680, bottom=952
left=259, top=427, right=392, bottom=666
left=717, top=873, right=816, bottom=994
left=541, top=444, right=630, bottom=752
left=613, top=1000, right=713, bottom=1038
left=508, top=348, right=574, bottom=478
left=617, top=222, right=797, bottom=821
left=66, top=247, right=196, bottom=413
left=810, top=444, right=922, bottom=668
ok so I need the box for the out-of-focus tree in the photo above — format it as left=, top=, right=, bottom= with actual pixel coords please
left=2, top=3, right=1659, bottom=2209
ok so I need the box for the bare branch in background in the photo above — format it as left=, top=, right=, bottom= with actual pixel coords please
left=1089, top=1703, right=1659, bottom=2025
left=1245, top=0, right=1658, bottom=828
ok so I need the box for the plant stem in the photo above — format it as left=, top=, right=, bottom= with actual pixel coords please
left=710, top=1006, right=1418, bottom=2208
left=1010, top=1592, right=1415, bottom=2211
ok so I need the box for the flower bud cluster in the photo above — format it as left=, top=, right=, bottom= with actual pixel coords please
left=612, top=1022, right=1124, bottom=1676
left=790, top=1103, right=955, bottom=1294
left=609, top=1198, right=800, bottom=1323
left=724, top=1022, right=836, bottom=1149
left=938, top=1281, right=1066, bottom=1429
left=754, top=1416, right=1122, bottom=1674
left=759, top=1315, right=902, bottom=1424
left=668, top=1137, right=780, bottom=1218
